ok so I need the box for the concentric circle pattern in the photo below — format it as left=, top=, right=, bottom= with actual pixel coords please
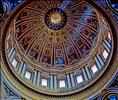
left=15, top=0, right=99, bottom=71
left=3, top=0, right=114, bottom=97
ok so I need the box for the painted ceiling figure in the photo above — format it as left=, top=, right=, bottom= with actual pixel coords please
left=0, top=0, right=118, bottom=100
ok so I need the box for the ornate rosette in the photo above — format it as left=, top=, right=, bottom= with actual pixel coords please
left=45, top=8, right=67, bottom=30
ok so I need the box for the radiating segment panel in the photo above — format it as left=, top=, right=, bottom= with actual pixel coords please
left=85, top=67, right=92, bottom=79
left=67, top=74, right=71, bottom=88
left=54, top=76, right=57, bottom=89
left=82, top=68, right=88, bottom=81
left=33, top=71, right=38, bottom=84
left=36, top=72, right=41, bottom=86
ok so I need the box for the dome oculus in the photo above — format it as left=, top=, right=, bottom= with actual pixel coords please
left=45, top=8, right=67, bottom=30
